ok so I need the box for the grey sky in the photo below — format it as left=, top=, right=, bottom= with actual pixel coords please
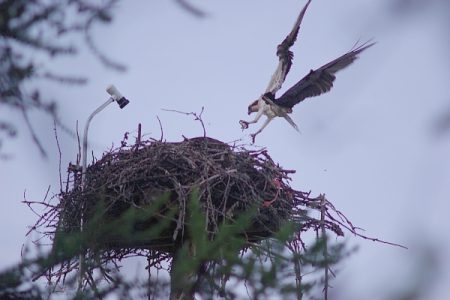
left=1, top=0, right=449, bottom=299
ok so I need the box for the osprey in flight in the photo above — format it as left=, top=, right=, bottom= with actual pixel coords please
left=239, top=0, right=374, bottom=142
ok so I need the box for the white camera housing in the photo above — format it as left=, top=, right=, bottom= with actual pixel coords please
left=106, top=84, right=124, bottom=100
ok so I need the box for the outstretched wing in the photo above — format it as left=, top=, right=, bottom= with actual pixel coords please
left=265, top=0, right=312, bottom=94
left=274, top=41, right=375, bottom=108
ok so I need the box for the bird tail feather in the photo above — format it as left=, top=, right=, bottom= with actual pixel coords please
left=283, top=115, right=300, bottom=132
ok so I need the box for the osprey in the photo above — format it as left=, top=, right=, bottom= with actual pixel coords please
left=239, top=0, right=375, bottom=142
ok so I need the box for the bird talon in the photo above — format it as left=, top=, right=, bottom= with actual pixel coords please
left=239, top=120, right=249, bottom=130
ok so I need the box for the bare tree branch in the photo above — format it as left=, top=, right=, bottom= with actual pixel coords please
left=174, top=0, right=208, bottom=18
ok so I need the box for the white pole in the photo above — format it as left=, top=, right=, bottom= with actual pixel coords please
left=77, top=85, right=129, bottom=293
left=77, top=97, right=114, bottom=292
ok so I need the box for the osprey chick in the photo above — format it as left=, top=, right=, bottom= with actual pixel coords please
left=239, top=0, right=374, bottom=142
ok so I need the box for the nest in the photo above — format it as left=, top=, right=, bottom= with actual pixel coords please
left=27, top=133, right=382, bottom=289
left=24, top=130, right=403, bottom=295
left=58, top=137, right=303, bottom=253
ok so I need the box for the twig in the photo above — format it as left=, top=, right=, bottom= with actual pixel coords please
left=147, top=256, right=152, bottom=300
left=174, top=0, right=207, bottom=18
left=136, top=123, right=142, bottom=150
left=76, top=120, right=81, bottom=165
left=83, top=2, right=126, bottom=72
left=156, top=116, right=164, bottom=142
left=197, top=169, right=237, bottom=185
left=323, top=201, right=408, bottom=250
left=54, top=120, right=63, bottom=192
left=162, top=107, right=206, bottom=137
left=20, top=104, right=46, bottom=157
left=320, top=194, right=329, bottom=300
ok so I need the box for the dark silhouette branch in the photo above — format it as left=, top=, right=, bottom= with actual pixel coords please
left=174, top=0, right=207, bottom=18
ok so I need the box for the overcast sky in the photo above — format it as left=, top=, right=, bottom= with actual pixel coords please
left=1, top=0, right=449, bottom=299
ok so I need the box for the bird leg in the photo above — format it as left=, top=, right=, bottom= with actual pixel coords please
left=239, top=108, right=264, bottom=130
left=250, top=117, right=273, bottom=143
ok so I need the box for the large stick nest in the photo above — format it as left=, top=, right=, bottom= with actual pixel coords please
left=25, top=134, right=401, bottom=287
left=58, top=137, right=306, bottom=253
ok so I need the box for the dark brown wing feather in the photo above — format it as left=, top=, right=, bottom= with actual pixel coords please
left=274, top=41, right=375, bottom=108
left=265, top=0, right=312, bottom=94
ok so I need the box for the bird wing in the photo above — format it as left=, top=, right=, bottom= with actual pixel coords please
left=273, top=41, right=375, bottom=108
left=264, top=0, right=312, bottom=94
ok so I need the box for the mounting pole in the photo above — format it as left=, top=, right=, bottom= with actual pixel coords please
left=77, top=85, right=130, bottom=293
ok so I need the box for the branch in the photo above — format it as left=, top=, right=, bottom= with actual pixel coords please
left=320, top=195, right=329, bottom=300
left=174, top=0, right=208, bottom=18
left=20, top=103, right=46, bottom=157
left=162, top=107, right=207, bottom=137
